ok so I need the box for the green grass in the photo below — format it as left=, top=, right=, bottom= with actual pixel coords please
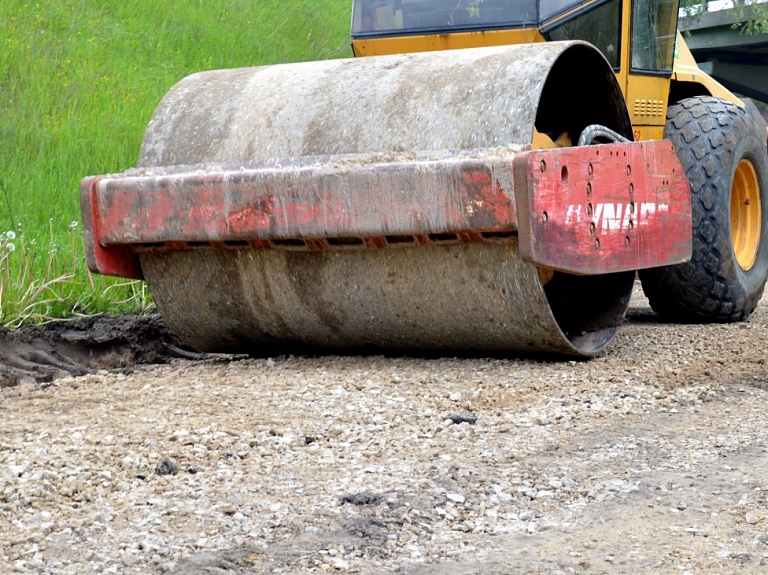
left=0, top=0, right=352, bottom=323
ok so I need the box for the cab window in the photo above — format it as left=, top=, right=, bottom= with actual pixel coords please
left=543, top=0, right=622, bottom=68
left=630, top=0, right=679, bottom=73
left=351, top=0, right=537, bottom=36
left=540, top=0, right=592, bottom=21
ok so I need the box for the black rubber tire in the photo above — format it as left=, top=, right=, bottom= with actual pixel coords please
left=639, top=96, right=768, bottom=322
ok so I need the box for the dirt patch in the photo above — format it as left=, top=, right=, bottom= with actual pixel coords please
left=0, top=314, right=202, bottom=387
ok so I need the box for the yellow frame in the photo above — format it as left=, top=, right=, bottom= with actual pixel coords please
left=350, top=0, right=743, bottom=141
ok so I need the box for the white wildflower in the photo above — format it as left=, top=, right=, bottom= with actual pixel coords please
left=5, top=231, right=15, bottom=240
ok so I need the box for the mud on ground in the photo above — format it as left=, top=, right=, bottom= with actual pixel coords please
left=0, top=314, right=202, bottom=388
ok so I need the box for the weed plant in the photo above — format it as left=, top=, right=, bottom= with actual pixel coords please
left=0, top=0, right=351, bottom=324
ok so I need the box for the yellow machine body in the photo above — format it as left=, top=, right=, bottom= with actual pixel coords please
left=350, top=0, right=742, bottom=141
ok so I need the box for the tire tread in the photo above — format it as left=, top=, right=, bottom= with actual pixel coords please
left=639, top=96, right=768, bottom=322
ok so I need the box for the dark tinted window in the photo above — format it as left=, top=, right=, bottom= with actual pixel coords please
left=544, top=0, right=621, bottom=68
left=351, top=0, right=537, bottom=36
left=540, top=0, right=591, bottom=21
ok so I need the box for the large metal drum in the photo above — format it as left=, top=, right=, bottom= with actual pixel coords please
left=138, top=41, right=636, bottom=356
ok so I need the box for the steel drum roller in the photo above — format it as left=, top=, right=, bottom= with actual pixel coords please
left=137, top=42, right=636, bottom=356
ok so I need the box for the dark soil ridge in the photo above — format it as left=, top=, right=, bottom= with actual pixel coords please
left=0, top=314, right=203, bottom=387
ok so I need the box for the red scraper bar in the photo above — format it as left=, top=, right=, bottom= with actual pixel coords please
left=81, top=141, right=691, bottom=280
left=514, top=140, right=692, bottom=275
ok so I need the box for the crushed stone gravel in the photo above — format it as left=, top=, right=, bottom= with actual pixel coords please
left=2, top=285, right=768, bottom=573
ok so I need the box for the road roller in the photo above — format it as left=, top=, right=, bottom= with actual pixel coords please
left=80, top=0, right=768, bottom=357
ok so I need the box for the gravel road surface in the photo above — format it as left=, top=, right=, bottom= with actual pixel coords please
left=2, top=284, right=768, bottom=574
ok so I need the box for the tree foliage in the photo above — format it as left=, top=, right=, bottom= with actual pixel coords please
left=680, top=0, right=768, bottom=34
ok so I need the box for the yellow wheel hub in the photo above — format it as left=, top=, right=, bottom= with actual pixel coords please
left=731, top=158, right=762, bottom=271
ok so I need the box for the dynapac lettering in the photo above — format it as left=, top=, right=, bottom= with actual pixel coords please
left=565, top=202, right=669, bottom=232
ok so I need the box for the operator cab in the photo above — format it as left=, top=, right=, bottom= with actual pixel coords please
left=351, top=0, right=678, bottom=74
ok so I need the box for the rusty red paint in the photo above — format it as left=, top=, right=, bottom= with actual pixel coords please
left=514, top=140, right=692, bottom=275
left=81, top=152, right=519, bottom=277
left=80, top=177, right=143, bottom=280
left=81, top=142, right=692, bottom=280
left=95, top=158, right=517, bottom=244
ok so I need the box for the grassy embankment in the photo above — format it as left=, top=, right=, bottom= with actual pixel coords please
left=0, top=0, right=351, bottom=325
